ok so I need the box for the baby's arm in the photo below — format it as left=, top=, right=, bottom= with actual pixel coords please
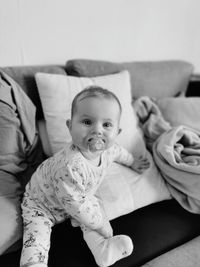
left=111, top=144, right=150, bottom=173
left=109, top=144, right=134, bottom=166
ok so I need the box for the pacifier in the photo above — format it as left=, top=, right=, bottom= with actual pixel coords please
left=88, top=138, right=105, bottom=151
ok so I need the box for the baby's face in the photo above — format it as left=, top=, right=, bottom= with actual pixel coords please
left=67, top=97, right=121, bottom=160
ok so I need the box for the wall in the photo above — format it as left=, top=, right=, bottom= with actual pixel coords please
left=0, top=0, right=200, bottom=72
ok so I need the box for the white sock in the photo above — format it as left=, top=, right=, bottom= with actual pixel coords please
left=83, top=229, right=133, bottom=267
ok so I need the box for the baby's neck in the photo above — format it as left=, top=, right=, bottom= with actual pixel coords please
left=77, top=146, right=101, bottom=166
left=88, top=156, right=101, bottom=166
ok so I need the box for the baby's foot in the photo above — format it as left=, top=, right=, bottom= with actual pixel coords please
left=83, top=227, right=134, bottom=267
left=96, top=235, right=133, bottom=267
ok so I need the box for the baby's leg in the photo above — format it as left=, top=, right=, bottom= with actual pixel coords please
left=82, top=227, right=134, bottom=267
left=20, top=199, right=53, bottom=267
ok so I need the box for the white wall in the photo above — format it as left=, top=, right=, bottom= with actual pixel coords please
left=1, top=0, right=200, bottom=72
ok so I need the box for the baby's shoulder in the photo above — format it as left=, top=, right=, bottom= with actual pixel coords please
left=64, top=144, right=84, bottom=167
left=106, top=143, right=121, bottom=154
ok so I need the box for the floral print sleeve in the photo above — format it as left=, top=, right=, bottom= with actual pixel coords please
left=53, top=160, right=103, bottom=230
left=107, top=143, right=134, bottom=167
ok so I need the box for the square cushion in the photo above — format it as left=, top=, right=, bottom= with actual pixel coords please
left=157, top=97, right=200, bottom=132
left=35, top=70, right=146, bottom=156
left=66, top=59, right=194, bottom=98
left=35, top=71, right=170, bottom=220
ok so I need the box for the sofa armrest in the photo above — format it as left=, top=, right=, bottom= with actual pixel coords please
left=186, top=73, right=200, bottom=97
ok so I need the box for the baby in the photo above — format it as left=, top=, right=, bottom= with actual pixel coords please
left=20, top=86, right=149, bottom=267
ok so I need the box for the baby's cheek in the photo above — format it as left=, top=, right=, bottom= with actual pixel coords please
left=108, top=132, right=119, bottom=142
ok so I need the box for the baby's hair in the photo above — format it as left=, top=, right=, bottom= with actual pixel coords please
left=71, top=85, right=122, bottom=117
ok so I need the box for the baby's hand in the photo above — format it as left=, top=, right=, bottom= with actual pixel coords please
left=131, top=156, right=150, bottom=174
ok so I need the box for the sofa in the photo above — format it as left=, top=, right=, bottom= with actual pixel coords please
left=0, top=59, right=200, bottom=267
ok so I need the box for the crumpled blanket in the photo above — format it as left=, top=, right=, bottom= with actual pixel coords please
left=133, top=96, right=171, bottom=151
left=153, top=126, right=200, bottom=213
left=133, top=96, right=200, bottom=214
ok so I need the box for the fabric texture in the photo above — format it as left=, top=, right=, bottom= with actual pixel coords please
left=66, top=59, right=194, bottom=98
left=35, top=71, right=170, bottom=221
left=0, top=71, right=43, bottom=255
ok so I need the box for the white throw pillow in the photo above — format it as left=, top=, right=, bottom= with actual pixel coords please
left=36, top=71, right=171, bottom=220
left=35, top=70, right=146, bottom=156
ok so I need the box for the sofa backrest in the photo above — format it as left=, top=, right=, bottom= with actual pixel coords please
left=0, top=65, right=67, bottom=120
left=66, top=59, right=194, bottom=99
left=0, top=62, right=197, bottom=121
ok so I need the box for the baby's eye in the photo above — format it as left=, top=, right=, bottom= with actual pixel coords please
left=82, top=119, right=92, bottom=126
left=103, top=122, right=113, bottom=128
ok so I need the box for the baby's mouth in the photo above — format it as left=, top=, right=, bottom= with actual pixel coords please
left=87, top=137, right=105, bottom=151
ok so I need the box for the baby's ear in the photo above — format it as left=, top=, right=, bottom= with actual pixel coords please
left=118, top=128, right=122, bottom=135
left=66, top=119, right=71, bottom=130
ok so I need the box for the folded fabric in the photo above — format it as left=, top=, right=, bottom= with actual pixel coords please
left=153, top=126, right=200, bottom=214
left=133, top=96, right=171, bottom=150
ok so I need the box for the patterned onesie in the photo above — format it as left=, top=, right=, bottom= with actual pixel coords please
left=20, top=142, right=134, bottom=267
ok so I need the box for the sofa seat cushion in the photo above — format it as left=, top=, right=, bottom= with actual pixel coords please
left=48, top=199, right=200, bottom=267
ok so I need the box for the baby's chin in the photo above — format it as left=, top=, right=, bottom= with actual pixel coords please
left=81, top=149, right=102, bottom=161
left=81, top=142, right=106, bottom=160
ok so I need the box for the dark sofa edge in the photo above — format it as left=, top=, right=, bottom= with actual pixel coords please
left=190, top=73, right=200, bottom=81
left=186, top=74, right=200, bottom=97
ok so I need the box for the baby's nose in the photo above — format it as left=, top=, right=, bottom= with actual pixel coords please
left=92, top=123, right=103, bottom=134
